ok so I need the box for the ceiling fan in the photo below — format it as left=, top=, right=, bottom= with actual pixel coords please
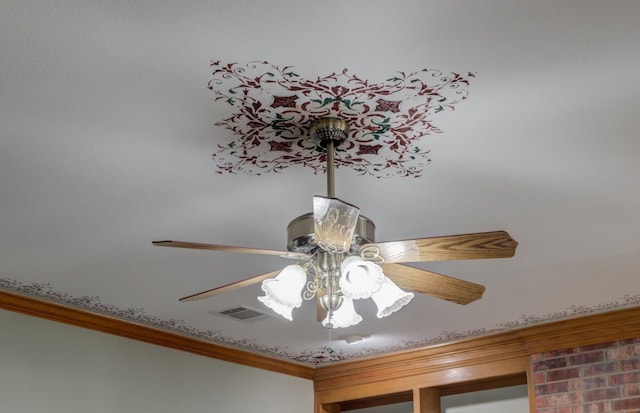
left=153, top=118, right=518, bottom=328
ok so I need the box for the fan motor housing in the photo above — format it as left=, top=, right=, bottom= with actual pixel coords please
left=287, top=212, right=376, bottom=254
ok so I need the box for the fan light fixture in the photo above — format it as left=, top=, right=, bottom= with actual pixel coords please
left=257, top=118, right=414, bottom=328
left=258, top=250, right=414, bottom=328
left=152, top=118, right=518, bottom=331
left=257, top=264, right=307, bottom=321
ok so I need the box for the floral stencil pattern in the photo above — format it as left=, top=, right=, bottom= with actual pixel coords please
left=0, top=278, right=297, bottom=362
left=209, top=61, right=474, bottom=178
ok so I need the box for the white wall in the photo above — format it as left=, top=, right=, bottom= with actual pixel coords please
left=441, top=385, right=528, bottom=413
left=0, top=309, right=313, bottom=413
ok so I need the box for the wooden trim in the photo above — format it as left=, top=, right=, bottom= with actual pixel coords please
left=315, top=372, right=528, bottom=412
left=414, top=388, right=440, bottom=413
left=339, top=391, right=413, bottom=411
left=315, top=356, right=529, bottom=404
left=314, top=332, right=529, bottom=394
left=314, top=306, right=640, bottom=405
left=437, top=373, right=527, bottom=396
left=0, top=290, right=314, bottom=380
left=315, top=399, right=340, bottom=413
left=3, top=288, right=640, bottom=400
left=518, top=305, right=640, bottom=353
left=527, top=361, right=537, bottom=413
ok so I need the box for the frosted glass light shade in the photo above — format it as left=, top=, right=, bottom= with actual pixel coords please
left=339, top=256, right=384, bottom=299
left=322, top=296, right=362, bottom=329
left=313, top=196, right=360, bottom=252
left=371, top=277, right=414, bottom=318
left=258, top=265, right=307, bottom=321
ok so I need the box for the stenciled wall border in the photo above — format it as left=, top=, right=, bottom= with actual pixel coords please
left=3, top=277, right=640, bottom=366
left=4, top=286, right=640, bottom=413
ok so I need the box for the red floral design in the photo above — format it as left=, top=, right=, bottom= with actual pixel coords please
left=375, top=99, right=401, bottom=113
left=271, top=95, right=298, bottom=108
left=269, top=141, right=293, bottom=152
left=208, top=61, right=474, bottom=178
left=357, top=144, right=383, bottom=155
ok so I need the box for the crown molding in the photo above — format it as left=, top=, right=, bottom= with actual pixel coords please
left=313, top=306, right=640, bottom=402
left=3, top=289, right=640, bottom=396
left=0, top=290, right=314, bottom=380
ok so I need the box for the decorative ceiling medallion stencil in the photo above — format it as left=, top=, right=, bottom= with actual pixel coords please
left=208, top=61, right=475, bottom=178
left=4, top=277, right=640, bottom=365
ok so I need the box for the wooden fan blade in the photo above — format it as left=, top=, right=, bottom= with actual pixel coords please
left=179, top=270, right=280, bottom=302
left=152, top=240, right=310, bottom=260
left=360, top=231, right=518, bottom=263
left=381, top=263, right=485, bottom=305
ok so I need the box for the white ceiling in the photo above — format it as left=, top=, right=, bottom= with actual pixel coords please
left=2, top=0, right=640, bottom=365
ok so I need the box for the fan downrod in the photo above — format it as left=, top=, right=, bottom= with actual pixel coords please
left=287, top=118, right=376, bottom=254
left=309, top=117, right=349, bottom=198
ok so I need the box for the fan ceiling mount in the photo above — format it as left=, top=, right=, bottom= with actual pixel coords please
left=153, top=117, right=518, bottom=328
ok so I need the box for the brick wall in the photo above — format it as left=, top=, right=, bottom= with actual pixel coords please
left=532, top=337, right=640, bottom=412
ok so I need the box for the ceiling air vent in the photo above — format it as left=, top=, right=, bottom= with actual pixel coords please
left=213, top=306, right=270, bottom=322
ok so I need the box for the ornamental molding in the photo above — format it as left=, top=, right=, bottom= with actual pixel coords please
left=3, top=277, right=640, bottom=365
